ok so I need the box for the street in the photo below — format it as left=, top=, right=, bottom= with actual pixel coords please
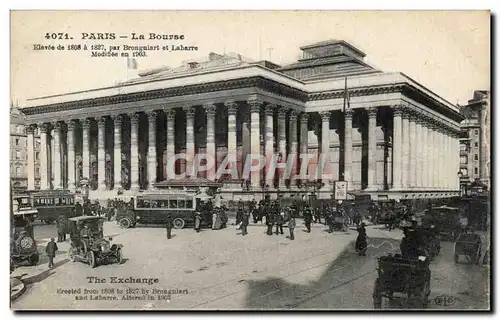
left=11, top=220, right=490, bottom=310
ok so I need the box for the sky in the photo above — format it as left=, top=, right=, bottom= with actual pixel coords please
left=10, top=10, right=490, bottom=106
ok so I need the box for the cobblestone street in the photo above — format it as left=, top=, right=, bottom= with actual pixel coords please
left=11, top=221, right=489, bottom=310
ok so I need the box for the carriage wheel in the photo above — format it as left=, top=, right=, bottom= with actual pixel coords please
left=373, top=279, right=383, bottom=309
left=173, top=218, right=185, bottom=229
left=88, top=251, right=97, bottom=268
left=119, top=218, right=131, bottom=229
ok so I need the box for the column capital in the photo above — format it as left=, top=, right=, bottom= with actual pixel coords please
left=277, top=107, right=287, bottom=119
left=67, top=119, right=78, bottom=130
left=367, top=107, right=378, bottom=118
left=392, top=104, right=406, bottom=117
left=204, top=103, right=217, bottom=116
left=300, top=112, right=309, bottom=124
left=128, top=112, right=140, bottom=124
left=53, top=121, right=64, bottom=131
left=39, top=122, right=51, bottom=133
left=247, top=97, right=263, bottom=113
left=80, top=118, right=92, bottom=130
left=96, top=116, right=107, bottom=127
left=147, top=110, right=158, bottom=122
left=319, top=111, right=331, bottom=121
left=165, top=109, right=175, bottom=122
left=289, top=110, right=298, bottom=121
left=224, top=100, right=238, bottom=116
left=264, top=103, right=276, bottom=116
left=183, top=106, right=195, bottom=118
left=27, top=124, right=37, bottom=134
left=112, top=114, right=123, bottom=126
left=344, top=108, right=354, bottom=119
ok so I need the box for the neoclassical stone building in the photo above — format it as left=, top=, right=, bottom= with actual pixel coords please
left=20, top=40, right=463, bottom=200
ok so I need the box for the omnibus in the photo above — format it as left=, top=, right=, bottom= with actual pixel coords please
left=116, top=191, right=211, bottom=229
left=12, top=190, right=83, bottom=224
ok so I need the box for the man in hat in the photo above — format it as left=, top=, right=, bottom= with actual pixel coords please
left=241, top=209, right=250, bottom=236
left=165, top=213, right=173, bottom=239
left=303, top=205, right=313, bottom=233
left=288, top=213, right=296, bottom=240
left=45, top=238, right=58, bottom=268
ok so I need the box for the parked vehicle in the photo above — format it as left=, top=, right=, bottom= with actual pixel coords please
left=424, top=206, right=461, bottom=241
left=11, top=209, right=40, bottom=266
left=67, top=216, right=123, bottom=268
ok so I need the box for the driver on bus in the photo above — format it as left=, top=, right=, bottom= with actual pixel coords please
left=81, top=223, right=91, bottom=239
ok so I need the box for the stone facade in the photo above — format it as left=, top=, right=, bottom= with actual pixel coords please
left=19, top=40, right=463, bottom=200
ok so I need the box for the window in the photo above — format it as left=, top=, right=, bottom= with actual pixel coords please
left=15, top=166, right=21, bottom=176
left=475, top=142, right=479, bottom=148
left=16, top=151, right=20, bottom=160
left=461, top=168, right=468, bottom=176
left=35, top=152, right=39, bottom=161
left=35, top=167, right=39, bottom=175
left=475, top=168, right=479, bottom=175
left=178, top=200, right=186, bottom=209
left=475, top=129, right=479, bottom=135
left=186, top=199, right=193, bottom=209
left=460, top=156, right=468, bottom=164
left=474, top=154, right=479, bottom=161
left=169, top=200, right=178, bottom=208
left=17, top=125, right=24, bottom=134
left=15, top=138, right=19, bottom=146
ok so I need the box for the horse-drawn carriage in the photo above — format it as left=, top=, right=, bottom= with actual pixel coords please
left=373, top=254, right=431, bottom=309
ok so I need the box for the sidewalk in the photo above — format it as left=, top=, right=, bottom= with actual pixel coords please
left=10, top=277, right=25, bottom=301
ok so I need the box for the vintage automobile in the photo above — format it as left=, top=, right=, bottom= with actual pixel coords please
left=11, top=209, right=40, bottom=266
left=373, top=254, right=431, bottom=309
left=116, top=191, right=211, bottom=229
left=454, top=232, right=482, bottom=264
left=67, top=216, right=123, bottom=268
left=331, top=213, right=348, bottom=232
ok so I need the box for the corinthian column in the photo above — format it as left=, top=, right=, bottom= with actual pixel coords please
left=344, top=109, right=354, bottom=189
left=146, top=111, right=157, bottom=188
left=112, top=115, right=122, bottom=189
left=299, top=113, right=309, bottom=182
left=52, top=121, right=62, bottom=189
left=184, top=106, right=195, bottom=177
left=264, top=104, right=275, bottom=188
left=319, top=111, right=331, bottom=186
left=26, top=124, right=36, bottom=190
left=429, top=121, right=437, bottom=189
left=401, top=109, right=410, bottom=189
left=129, top=113, right=140, bottom=191
left=367, top=107, right=378, bottom=190
left=165, top=109, right=176, bottom=179
left=81, top=118, right=91, bottom=180
left=392, top=106, right=403, bottom=190
left=247, top=96, right=262, bottom=188
left=289, top=111, right=298, bottom=187
left=415, top=119, right=423, bottom=189
left=438, top=126, right=445, bottom=189
left=204, top=104, right=217, bottom=181
left=39, top=123, right=50, bottom=190
left=96, top=116, right=107, bottom=191
left=277, top=107, right=287, bottom=188
left=225, top=101, right=238, bottom=179
left=409, top=113, right=417, bottom=189
left=67, top=120, right=77, bottom=191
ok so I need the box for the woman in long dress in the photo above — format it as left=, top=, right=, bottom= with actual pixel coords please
left=355, top=223, right=367, bottom=256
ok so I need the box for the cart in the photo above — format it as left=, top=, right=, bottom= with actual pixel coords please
left=373, top=254, right=431, bottom=309
left=454, top=233, right=482, bottom=264
left=332, top=215, right=348, bottom=232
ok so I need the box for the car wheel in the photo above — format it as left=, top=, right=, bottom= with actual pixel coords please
left=119, top=218, right=131, bottom=229
left=68, top=249, right=76, bottom=262
left=88, top=251, right=97, bottom=268
left=116, top=248, right=123, bottom=264
left=173, top=218, right=185, bottom=229
left=28, top=254, right=39, bottom=266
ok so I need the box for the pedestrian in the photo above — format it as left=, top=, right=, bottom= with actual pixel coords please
left=266, top=211, right=274, bottom=236
left=45, top=238, right=58, bottom=268
left=304, top=206, right=313, bottom=233
left=165, top=213, right=173, bottom=239
left=236, top=205, right=244, bottom=230
left=241, top=210, right=250, bottom=236
left=355, top=223, right=367, bottom=256
left=276, top=211, right=284, bottom=235
left=288, top=214, right=296, bottom=240
left=56, top=215, right=65, bottom=242
left=194, top=211, right=202, bottom=233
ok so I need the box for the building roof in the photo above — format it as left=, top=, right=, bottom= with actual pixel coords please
left=154, top=178, right=223, bottom=188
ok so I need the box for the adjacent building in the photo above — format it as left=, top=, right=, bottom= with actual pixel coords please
left=458, top=90, right=491, bottom=191
left=10, top=106, right=41, bottom=191
left=19, top=39, right=463, bottom=201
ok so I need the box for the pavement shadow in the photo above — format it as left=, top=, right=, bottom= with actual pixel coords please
left=19, top=258, right=69, bottom=285
left=243, top=237, right=401, bottom=310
